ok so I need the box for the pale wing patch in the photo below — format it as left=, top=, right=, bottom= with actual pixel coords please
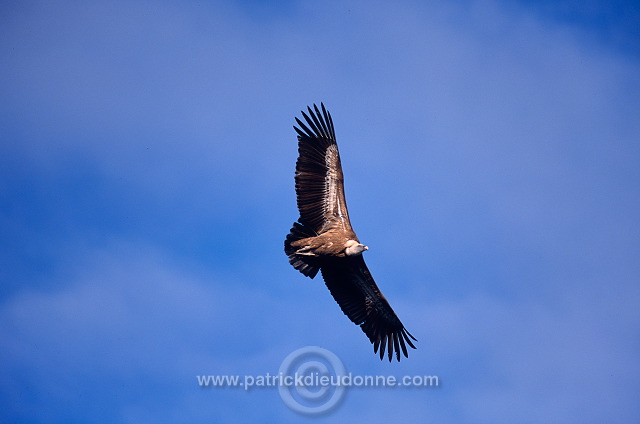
left=324, top=144, right=351, bottom=230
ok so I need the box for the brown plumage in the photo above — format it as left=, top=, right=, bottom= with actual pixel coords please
left=284, top=103, right=417, bottom=362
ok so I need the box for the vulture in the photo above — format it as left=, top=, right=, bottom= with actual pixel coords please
left=284, top=103, right=417, bottom=362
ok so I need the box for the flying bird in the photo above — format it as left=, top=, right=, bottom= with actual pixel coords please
left=284, top=103, right=417, bottom=362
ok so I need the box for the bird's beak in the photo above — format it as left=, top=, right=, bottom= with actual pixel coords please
left=363, top=245, right=369, bottom=250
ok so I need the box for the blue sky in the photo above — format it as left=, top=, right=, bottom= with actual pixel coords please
left=1, top=0, right=639, bottom=422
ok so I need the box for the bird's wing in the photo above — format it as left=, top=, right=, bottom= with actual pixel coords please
left=293, top=103, right=354, bottom=235
left=320, top=255, right=417, bottom=361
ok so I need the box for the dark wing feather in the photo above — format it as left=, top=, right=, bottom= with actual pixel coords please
left=293, top=103, right=353, bottom=234
left=320, top=255, right=417, bottom=362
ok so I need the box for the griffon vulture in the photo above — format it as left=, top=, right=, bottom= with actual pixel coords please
left=284, top=103, right=416, bottom=362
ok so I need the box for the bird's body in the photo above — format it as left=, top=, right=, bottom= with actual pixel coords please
left=284, top=103, right=416, bottom=362
left=289, top=229, right=363, bottom=257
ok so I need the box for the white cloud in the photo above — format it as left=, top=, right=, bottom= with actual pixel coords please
left=0, top=243, right=279, bottom=415
left=422, top=292, right=640, bottom=422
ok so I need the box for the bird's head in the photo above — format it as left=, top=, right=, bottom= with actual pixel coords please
left=345, top=240, right=368, bottom=256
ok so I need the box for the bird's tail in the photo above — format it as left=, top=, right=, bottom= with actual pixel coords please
left=284, top=221, right=320, bottom=279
